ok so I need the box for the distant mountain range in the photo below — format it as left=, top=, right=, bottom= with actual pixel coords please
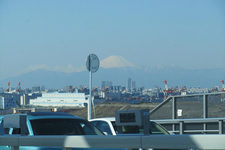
left=0, top=55, right=224, bottom=89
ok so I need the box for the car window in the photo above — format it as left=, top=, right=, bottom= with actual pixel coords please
left=111, top=121, right=118, bottom=134
left=150, top=122, right=169, bottom=135
left=80, top=122, right=104, bottom=135
left=0, top=119, right=4, bottom=135
left=30, top=118, right=104, bottom=135
left=97, top=121, right=112, bottom=135
left=11, top=127, right=29, bottom=135
left=90, top=121, right=99, bottom=126
left=112, top=121, right=169, bottom=135
left=0, top=119, right=29, bottom=135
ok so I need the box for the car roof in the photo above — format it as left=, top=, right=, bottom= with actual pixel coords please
left=90, top=117, right=115, bottom=122
left=1, top=112, right=84, bottom=120
left=27, top=112, right=74, bottom=116
left=90, top=117, right=157, bottom=123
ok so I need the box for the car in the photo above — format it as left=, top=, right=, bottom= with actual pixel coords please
left=0, top=112, right=105, bottom=150
left=89, top=117, right=171, bottom=136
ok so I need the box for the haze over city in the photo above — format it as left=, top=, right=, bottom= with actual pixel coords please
left=0, top=0, right=225, bottom=88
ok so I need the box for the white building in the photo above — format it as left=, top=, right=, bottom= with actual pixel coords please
left=29, top=93, right=88, bottom=108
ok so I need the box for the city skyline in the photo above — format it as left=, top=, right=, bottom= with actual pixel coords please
left=0, top=0, right=224, bottom=82
left=1, top=78, right=224, bottom=92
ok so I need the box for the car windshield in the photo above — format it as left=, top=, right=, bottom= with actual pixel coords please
left=30, top=118, right=104, bottom=135
left=111, top=121, right=169, bottom=135
left=150, top=122, right=169, bottom=135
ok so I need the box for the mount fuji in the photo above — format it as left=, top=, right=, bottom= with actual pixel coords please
left=100, top=55, right=135, bottom=68
left=0, top=55, right=224, bottom=89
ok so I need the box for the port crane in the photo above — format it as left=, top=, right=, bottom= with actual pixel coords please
left=5, top=82, right=10, bottom=92
left=163, top=80, right=175, bottom=99
left=16, top=82, right=21, bottom=92
left=221, top=80, right=225, bottom=92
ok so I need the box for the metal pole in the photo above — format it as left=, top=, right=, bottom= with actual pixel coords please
left=203, top=94, right=208, bottom=134
left=179, top=121, right=184, bottom=135
left=219, top=120, right=223, bottom=134
left=172, top=97, right=176, bottom=132
left=88, top=71, right=92, bottom=120
left=172, top=97, right=176, bottom=119
left=88, top=56, right=92, bottom=121
left=203, top=94, right=208, bottom=118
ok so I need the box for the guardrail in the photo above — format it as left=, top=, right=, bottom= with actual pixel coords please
left=150, top=92, right=225, bottom=134
left=153, top=118, right=224, bottom=134
left=0, top=134, right=225, bottom=150
left=150, top=92, right=225, bottom=119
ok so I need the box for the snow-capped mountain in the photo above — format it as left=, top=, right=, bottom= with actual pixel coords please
left=0, top=55, right=224, bottom=89
left=100, top=55, right=135, bottom=68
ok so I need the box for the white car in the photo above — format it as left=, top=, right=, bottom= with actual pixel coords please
left=90, top=117, right=171, bottom=135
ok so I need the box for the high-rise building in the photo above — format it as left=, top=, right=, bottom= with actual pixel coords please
left=41, top=85, right=45, bottom=91
left=101, top=81, right=105, bottom=89
left=101, top=81, right=112, bottom=89
left=32, top=86, right=40, bottom=93
left=113, top=86, right=122, bottom=92
left=126, top=78, right=131, bottom=91
left=64, top=85, right=72, bottom=93
left=131, top=81, right=136, bottom=91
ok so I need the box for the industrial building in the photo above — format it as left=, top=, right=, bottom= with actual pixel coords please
left=101, top=91, right=121, bottom=100
left=29, top=93, right=88, bottom=108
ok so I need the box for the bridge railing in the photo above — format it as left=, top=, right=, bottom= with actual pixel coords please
left=0, top=134, right=225, bottom=150
left=150, top=92, right=225, bottom=134
left=150, top=92, right=225, bottom=120
left=153, top=118, right=224, bottom=134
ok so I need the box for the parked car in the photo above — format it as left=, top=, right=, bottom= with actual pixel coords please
left=89, top=117, right=171, bottom=135
left=0, top=112, right=104, bottom=150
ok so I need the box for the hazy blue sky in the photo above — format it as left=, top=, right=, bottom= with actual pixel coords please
left=0, top=0, right=225, bottom=80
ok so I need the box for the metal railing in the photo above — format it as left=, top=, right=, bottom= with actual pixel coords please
left=150, top=92, right=225, bottom=134
left=0, top=134, right=225, bottom=150
left=153, top=118, right=224, bottom=134
left=150, top=92, right=225, bottom=119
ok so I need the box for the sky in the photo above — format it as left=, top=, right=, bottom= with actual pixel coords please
left=0, top=0, right=225, bottom=81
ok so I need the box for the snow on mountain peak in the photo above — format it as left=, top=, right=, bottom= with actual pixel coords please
left=100, top=55, right=135, bottom=68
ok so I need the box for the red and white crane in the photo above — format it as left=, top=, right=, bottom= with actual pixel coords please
left=163, top=80, right=174, bottom=99
left=221, top=80, right=225, bottom=92
left=16, top=82, right=21, bottom=92
left=5, top=82, right=10, bottom=92
left=163, top=80, right=168, bottom=91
